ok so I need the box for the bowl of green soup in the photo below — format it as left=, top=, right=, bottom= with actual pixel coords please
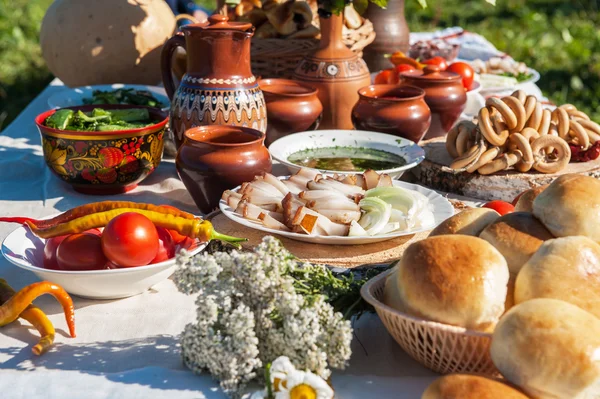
left=268, top=130, right=425, bottom=178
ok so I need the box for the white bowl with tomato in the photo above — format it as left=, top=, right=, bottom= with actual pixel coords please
left=1, top=212, right=206, bottom=299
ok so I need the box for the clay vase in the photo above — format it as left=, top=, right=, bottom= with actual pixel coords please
left=401, top=66, right=467, bottom=140
left=352, top=85, right=431, bottom=143
left=293, top=14, right=371, bottom=130
left=176, top=126, right=272, bottom=214
left=363, top=0, right=410, bottom=72
left=258, top=79, right=323, bottom=147
left=161, top=15, right=267, bottom=149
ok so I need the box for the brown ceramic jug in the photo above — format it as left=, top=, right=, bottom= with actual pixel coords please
left=258, top=79, right=323, bottom=147
left=176, top=126, right=272, bottom=214
left=401, top=65, right=467, bottom=140
left=161, top=15, right=267, bottom=148
left=351, top=85, right=431, bottom=143
left=293, top=14, right=371, bottom=130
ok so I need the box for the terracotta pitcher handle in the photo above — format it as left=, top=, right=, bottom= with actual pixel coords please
left=161, top=33, right=186, bottom=101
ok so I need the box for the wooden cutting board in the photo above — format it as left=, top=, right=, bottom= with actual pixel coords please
left=208, top=199, right=468, bottom=268
left=412, top=137, right=600, bottom=202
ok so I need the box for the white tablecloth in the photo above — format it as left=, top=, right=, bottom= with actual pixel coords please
left=0, top=79, right=441, bottom=398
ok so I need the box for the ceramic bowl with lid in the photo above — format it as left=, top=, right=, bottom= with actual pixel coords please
left=401, top=65, right=467, bottom=140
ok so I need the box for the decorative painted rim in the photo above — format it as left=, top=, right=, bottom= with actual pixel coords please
left=183, top=75, right=256, bottom=85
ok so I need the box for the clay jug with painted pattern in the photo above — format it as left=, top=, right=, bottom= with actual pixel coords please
left=161, top=14, right=267, bottom=148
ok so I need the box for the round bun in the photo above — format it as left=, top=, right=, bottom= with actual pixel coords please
left=514, top=184, right=548, bottom=212
left=515, top=236, right=600, bottom=318
left=479, top=212, right=553, bottom=275
left=533, top=174, right=600, bottom=240
left=422, top=374, right=530, bottom=399
left=397, top=235, right=509, bottom=331
left=491, top=298, right=600, bottom=399
left=429, top=208, right=499, bottom=237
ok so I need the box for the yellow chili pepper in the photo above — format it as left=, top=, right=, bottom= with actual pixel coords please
left=25, top=208, right=245, bottom=244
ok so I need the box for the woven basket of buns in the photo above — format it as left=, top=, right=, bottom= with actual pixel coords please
left=218, top=0, right=375, bottom=78
left=361, top=270, right=498, bottom=376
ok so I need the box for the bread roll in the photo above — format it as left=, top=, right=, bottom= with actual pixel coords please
left=429, top=208, right=499, bottom=237
left=491, top=298, right=600, bottom=399
left=514, top=184, right=548, bottom=212
left=533, top=174, right=600, bottom=240
left=422, top=374, right=530, bottom=399
left=397, top=235, right=509, bottom=331
left=479, top=212, right=553, bottom=275
left=515, top=236, right=600, bottom=318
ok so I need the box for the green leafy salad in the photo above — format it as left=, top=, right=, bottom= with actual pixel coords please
left=83, top=89, right=165, bottom=108
left=44, top=108, right=156, bottom=132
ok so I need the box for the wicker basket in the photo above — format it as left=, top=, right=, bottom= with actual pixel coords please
left=361, top=269, right=499, bottom=376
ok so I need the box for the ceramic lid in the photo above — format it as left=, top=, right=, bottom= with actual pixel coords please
left=200, top=14, right=253, bottom=31
left=402, top=65, right=462, bottom=82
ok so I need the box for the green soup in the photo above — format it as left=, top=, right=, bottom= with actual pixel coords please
left=287, top=146, right=407, bottom=172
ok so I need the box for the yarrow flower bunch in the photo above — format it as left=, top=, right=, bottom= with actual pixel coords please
left=173, top=236, right=353, bottom=397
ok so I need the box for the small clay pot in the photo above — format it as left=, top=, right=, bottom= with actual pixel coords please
left=258, top=78, right=323, bottom=146
left=351, top=85, right=431, bottom=143
left=176, top=125, right=272, bottom=214
left=401, top=65, right=467, bottom=140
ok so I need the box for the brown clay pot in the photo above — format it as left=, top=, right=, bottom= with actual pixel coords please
left=258, top=79, right=323, bottom=147
left=363, top=0, right=410, bottom=72
left=401, top=65, right=467, bottom=140
left=161, top=15, right=267, bottom=149
left=352, top=85, right=431, bottom=143
left=176, top=125, right=272, bottom=214
left=293, top=14, right=371, bottom=130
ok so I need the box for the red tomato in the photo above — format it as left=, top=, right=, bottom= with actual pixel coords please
left=57, top=233, right=107, bottom=271
left=422, top=56, right=448, bottom=71
left=446, top=62, right=475, bottom=90
left=159, top=204, right=189, bottom=244
left=101, top=212, right=159, bottom=267
left=179, top=237, right=196, bottom=251
left=43, top=235, right=68, bottom=270
left=394, top=64, right=416, bottom=76
left=83, top=228, right=102, bottom=236
left=374, top=69, right=399, bottom=85
left=482, top=200, right=515, bottom=216
left=151, top=227, right=176, bottom=264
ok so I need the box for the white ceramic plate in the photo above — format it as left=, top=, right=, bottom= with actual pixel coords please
left=47, top=84, right=170, bottom=110
left=268, top=130, right=425, bottom=179
left=1, top=224, right=206, bottom=299
left=477, top=68, right=541, bottom=95
left=220, top=180, right=453, bottom=245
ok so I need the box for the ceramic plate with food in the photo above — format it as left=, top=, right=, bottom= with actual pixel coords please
left=219, top=168, right=453, bottom=245
left=269, top=130, right=425, bottom=178
left=1, top=222, right=206, bottom=299
left=47, top=84, right=169, bottom=110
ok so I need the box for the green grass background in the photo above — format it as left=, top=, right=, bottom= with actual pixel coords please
left=1, top=0, right=599, bottom=131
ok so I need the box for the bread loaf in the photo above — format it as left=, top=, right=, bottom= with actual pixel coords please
left=422, top=374, right=530, bottom=399
left=429, top=208, right=499, bottom=237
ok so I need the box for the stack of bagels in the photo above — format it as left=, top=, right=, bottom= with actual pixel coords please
left=446, top=90, right=600, bottom=175
left=382, top=174, right=600, bottom=399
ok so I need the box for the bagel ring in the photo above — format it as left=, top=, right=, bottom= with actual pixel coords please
left=466, top=146, right=501, bottom=173
left=509, top=133, right=534, bottom=172
left=525, top=102, right=543, bottom=130
left=478, top=107, right=509, bottom=146
left=576, top=119, right=600, bottom=136
left=486, top=97, right=518, bottom=130
left=520, top=127, right=540, bottom=143
left=523, top=95, right=538, bottom=121
left=502, top=96, right=527, bottom=132
left=449, top=139, right=487, bottom=170
left=552, top=107, right=570, bottom=138
left=559, top=103, right=577, bottom=113
left=537, top=109, right=552, bottom=136
left=511, top=89, right=526, bottom=104
left=569, top=119, right=590, bottom=149
left=445, top=124, right=461, bottom=158
left=531, top=135, right=571, bottom=174
left=478, top=151, right=522, bottom=175
left=569, top=110, right=590, bottom=121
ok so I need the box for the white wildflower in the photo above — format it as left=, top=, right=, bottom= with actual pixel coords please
left=173, top=236, right=353, bottom=397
